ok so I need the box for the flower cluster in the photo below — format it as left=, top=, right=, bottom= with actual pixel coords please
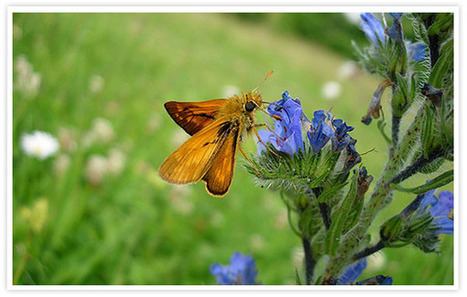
left=257, top=91, right=358, bottom=163
left=418, top=190, right=453, bottom=235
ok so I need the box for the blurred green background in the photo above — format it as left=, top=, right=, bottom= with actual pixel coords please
left=12, top=13, right=453, bottom=285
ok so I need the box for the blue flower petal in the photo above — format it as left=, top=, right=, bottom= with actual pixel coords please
left=307, top=110, right=334, bottom=153
left=360, top=13, right=385, bottom=46
left=337, top=258, right=367, bottom=285
left=210, top=252, right=258, bottom=285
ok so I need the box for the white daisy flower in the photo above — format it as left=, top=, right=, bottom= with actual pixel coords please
left=21, top=130, right=59, bottom=160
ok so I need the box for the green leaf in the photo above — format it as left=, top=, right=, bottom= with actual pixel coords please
left=429, top=38, right=453, bottom=87
left=317, top=182, right=348, bottom=203
left=391, top=169, right=453, bottom=194
left=323, top=170, right=359, bottom=256
left=427, top=13, right=453, bottom=35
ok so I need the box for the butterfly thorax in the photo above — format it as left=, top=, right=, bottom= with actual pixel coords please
left=216, top=91, right=262, bottom=131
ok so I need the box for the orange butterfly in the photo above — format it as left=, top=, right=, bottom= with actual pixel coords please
left=158, top=71, right=276, bottom=197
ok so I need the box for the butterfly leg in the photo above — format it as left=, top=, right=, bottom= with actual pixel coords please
left=238, top=146, right=263, bottom=178
left=251, top=124, right=282, bottom=158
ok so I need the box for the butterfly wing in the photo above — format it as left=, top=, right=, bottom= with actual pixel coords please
left=164, top=99, right=227, bottom=136
left=158, top=119, right=238, bottom=186
left=201, top=121, right=241, bottom=197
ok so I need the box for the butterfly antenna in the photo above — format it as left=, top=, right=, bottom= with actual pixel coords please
left=252, top=70, right=273, bottom=93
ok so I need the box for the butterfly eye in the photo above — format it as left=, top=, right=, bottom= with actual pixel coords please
left=245, top=101, right=256, bottom=112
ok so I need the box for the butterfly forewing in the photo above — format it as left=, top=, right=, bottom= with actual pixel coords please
left=164, top=99, right=227, bottom=136
left=158, top=119, right=234, bottom=185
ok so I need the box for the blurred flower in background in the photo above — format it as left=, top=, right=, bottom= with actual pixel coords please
left=21, top=130, right=59, bottom=160
left=82, top=117, right=116, bottom=147
left=88, top=74, right=105, bottom=94
left=57, top=127, right=77, bottom=153
left=339, top=60, right=360, bottom=80
left=221, top=85, right=241, bottom=98
left=321, top=81, right=342, bottom=101
left=19, top=197, right=49, bottom=233
left=53, top=153, right=71, bottom=176
left=106, top=148, right=126, bottom=176
left=85, top=154, right=108, bottom=186
left=84, top=148, right=127, bottom=186
left=14, top=55, right=42, bottom=98
left=210, top=252, right=259, bottom=285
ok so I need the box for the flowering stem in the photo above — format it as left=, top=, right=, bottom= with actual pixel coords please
left=392, top=115, right=401, bottom=146
left=306, top=188, right=331, bottom=230
left=390, top=147, right=445, bottom=184
left=302, top=237, right=316, bottom=285
left=318, top=203, right=331, bottom=230
left=352, top=240, right=385, bottom=261
left=324, top=105, right=424, bottom=277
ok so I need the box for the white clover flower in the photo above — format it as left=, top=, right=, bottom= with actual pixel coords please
left=85, top=154, right=108, bottom=186
left=82, top=117, right=115, bottom=147
left=21, top=130, right=59, bottom=159
left=321, top=81, right=342, bottom=100
left=14, top=55, right=42, bottom=98
left=106, top=148, right=126, bottom=175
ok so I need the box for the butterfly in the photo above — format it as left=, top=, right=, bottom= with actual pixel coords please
left=158, top=71, right=277, bottom=197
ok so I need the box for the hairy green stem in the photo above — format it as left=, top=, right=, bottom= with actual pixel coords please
left=302, top=237, right=316, bottom=285
left=324, top=106, right=425, bottom=277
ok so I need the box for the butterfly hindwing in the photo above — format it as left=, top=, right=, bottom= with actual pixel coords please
left=202, top=121, right=241, bottom=197
left=158, top=119, right=235, bottom=185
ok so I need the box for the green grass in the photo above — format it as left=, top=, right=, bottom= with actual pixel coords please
left=12, top=13, right=453, bottom=285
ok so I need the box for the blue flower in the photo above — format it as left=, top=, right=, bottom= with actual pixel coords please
left=360, top=13, right=386, bottom=46
left=337, top=258, right=367, bottom=285
left=258, top=91, right=306, bottom=156
left=331, top=117, right=355, bottom=152
left=210, top=252, right=259, bottom=285
left=408, top=41, right=427, bottom=62
left=338, top=258, right=393, bottom=285
left=356, top=275, right=393, bottom=285
left=388, top=13, right=403, bottom=41
left=419, top=190, right=453, bottom=234
left=343, top=137, right=362, bottom=171
left=307, top=110, right=334, bottom=153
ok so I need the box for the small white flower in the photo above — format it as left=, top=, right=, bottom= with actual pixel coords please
left=344, top=13, right=362, bottom=26
left=106, top=148, right=126, bottom=175
left=221, top=85, right=240, bottom=98
left=89, top=75, right=105, bottom=94
left=339, top=61, right=359, bottom=80
left=171, top=129, right=190, bottom=148
left=14, top=55, right=42, bottom=98
left=21, top=130, right=59, bottom=159
left=321, top=81, right=342, bottom=100
left=82, top=117, right=115, bottom=147
left=85, top=154, right=108, bottom=186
